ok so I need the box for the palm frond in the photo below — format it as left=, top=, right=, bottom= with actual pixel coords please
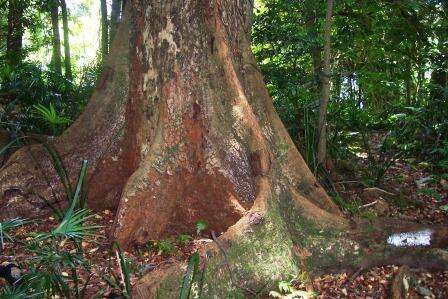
left=33, top=103, right=71, bottom=125
left=179, top=252, right=200, bottom=299
left=114, top=242, right=132, bottom=298
left=0, top=284, right=28, bottom=299
left=52, top=209, right=100, bottom=240
left=0, top=218, right=28, bottom=249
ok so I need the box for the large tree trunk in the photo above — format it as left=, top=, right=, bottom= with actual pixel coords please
left=6, top=0, right=25, bottom=67
left=60, top=0, right=72, bottom=80
left=50, top=0, right=62, bottom=76
left=1, top=1, right=448, bottom=297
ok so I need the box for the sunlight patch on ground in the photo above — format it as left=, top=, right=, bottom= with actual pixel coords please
left=387, top=229, right=433, bottom=247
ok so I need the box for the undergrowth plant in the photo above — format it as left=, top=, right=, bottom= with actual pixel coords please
left=0, top=61, right=98, bottom=137
left=179, top=252, right=202, bottom=299
left=0, top=141, right=123, bottom=298
left=177, top=234, right=192, bottom=246
left=196, top=220, right=208, bottom=236
left=33, top=103, right=71, bottom=136
left=100, top=242, right=133, bottom=299
left=0, top=158, right=100, bottom=298
left=0, top=218, right=27, bottom=250
left=155, top=239, right=176, bottom=256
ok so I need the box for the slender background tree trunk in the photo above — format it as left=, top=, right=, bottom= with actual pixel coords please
left=50, top=0, right=62, bottom=76
left=430, top=1, right=447, bottom=102
left=60, top=0, right=72, bottom=80
left=317, top=0, right=334, bottom=167
left=110, top=0, right=122, bottom=47
left=6, top=0, right=25, bottom=67
left=304, top=1, right=322, bottom=97
left=100, top=0, right=109, bottom=60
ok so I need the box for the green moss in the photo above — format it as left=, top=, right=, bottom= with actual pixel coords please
left=151, top=190, right=365, bottom=297
left=273, top=139, right=289, bottom=163
left=153, top=267, right=185, bottom=298
left=151, top=144, right=180, bottom=173
left=198, top=205, right=299, bottom=297
left=277, top=191, right=363, bottom=273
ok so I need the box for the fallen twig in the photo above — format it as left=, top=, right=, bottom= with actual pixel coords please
left=359, top=200, right=378, bottom=209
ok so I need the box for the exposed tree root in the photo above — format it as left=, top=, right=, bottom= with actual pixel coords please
left=133, top=216, right=448, bottom=298
left=391, top=266, right=411, bottom=299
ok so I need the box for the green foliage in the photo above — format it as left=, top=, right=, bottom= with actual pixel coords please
left=253, top=0, right=448, bottom=178
left=33, top=103, right=71, bottom=135
left=332, top=194, right=360, bottom=215
left=417, top=188, right=442, bottom=201
left=4, top=207, right=97, bottom=298
left=196, top=220, right=208, bottom=236
left=432, top=141, right=448, bottom=172
left=179, top=252, right=200, bottom=299
left=24, top=245, right=89, bottom=298
left=100, top=245, right=136, bottom=298
left=114, top=242, right=133, bottom=298
left=269, top=280, right=315, bottom=298
left=19, top=161, right=97, bottom=297
left=385, top=104, right=448, bottom=168
left=0, top=285, right=28, bottom=299
left=278, top=281, right=295, bottom=294
left=178, top=234, right=192, bottom=246
left=45, top=208, right=99, bottom=241
left=0, top=154, right=101, bottom=298
left=35, top=160, right=99, bottom=243
left=0, top=218, right=27, bottom=249
left=0, top=60, right=97, bottom=137
left=225, top=290, right=245, bottom=299
left=156, top=239, right=176, bottom=255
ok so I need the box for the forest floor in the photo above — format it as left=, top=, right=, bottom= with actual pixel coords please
left=310, top=158, right=448, bottom=298
left=1, top=153, right=448, bottom=298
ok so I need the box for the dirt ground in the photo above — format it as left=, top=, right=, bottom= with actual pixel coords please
left=1, top=155, right=447, bottom=298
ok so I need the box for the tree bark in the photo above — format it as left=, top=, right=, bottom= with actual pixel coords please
left=50, top=0, right=62, bottom=76
left=122, top=0, right=127, bottom=13
left=100, top=0, right=109, bottom=59
left=1, top=1, right=447, bottom=297
left=317, top=0, right=334, bottom=167
left=6, top=0, right=25, bottom=67
left=110, top=0, right=122, bottom=47
left=60, top=0, right=72, bottom=80
left=306, top=2, right=322, bottom=96
left=430, top=2, right=447, bottom=102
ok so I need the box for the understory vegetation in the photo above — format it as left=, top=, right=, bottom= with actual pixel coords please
left=251, top=0, right=448, bottom=225
left=0, top=60, right=100, bottom=136
left=253, top=0, right=447, bottom=177
left=0, top=0, right=447, bottom=298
